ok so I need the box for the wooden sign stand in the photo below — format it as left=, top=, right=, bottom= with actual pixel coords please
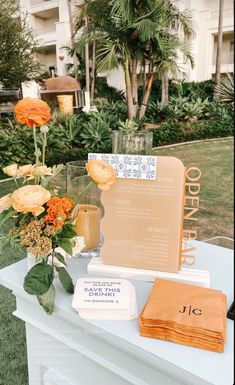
left=87, top=154, right=210, bottom=288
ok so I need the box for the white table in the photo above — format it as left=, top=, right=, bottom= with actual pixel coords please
left=0, top=241, right=233, bottom=385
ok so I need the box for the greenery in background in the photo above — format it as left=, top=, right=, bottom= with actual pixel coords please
left=75, top=0, right=195, bottom=119
left=94, top=77, right=125, bottom=102
left=152, top=115, right=233, bottom=147
left=214, top=73, right=234, bottom=105
left=142, top=79, right=216, bottom=102
left=0, top=0, right=40, bottom=88
left=153, top=138, right=234, bottom=242
left=0, top=79, right=233, bottom=177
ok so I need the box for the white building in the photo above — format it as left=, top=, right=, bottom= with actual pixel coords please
left=173, top=0, right=234, bottom=81
left=19, top=0, right=80, bottom=77
left=19, top=0, right=234, bottom=86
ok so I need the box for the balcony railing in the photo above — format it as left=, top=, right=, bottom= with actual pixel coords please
left=210, top=9, right=233, bottom=19
left=31, top=0, right=54, bottom=5
left=213, top=52, right=234, bottom=65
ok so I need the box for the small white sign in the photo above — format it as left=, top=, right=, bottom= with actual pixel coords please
left=88, top=153, right=157, bottom=180
left=72, top=278, right=138, bottom=320
left=73, top=278, right=130, bottom=310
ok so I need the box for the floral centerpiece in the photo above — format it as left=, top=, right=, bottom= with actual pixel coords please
left=0, top=98, right=116, bottom=314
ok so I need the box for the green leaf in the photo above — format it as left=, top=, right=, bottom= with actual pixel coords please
left=56, top=267, right=74, bottom=294
left=55, top=252, right=67, bottom=266
left=60, top=223, right=77, bottom=239
left=60, top=238, right=73, bottom=256
left=37, top=284, right=55, bottom=314
left=24, top=263, right=54, bottom=295
left=0, top=208, right=16, bottom=227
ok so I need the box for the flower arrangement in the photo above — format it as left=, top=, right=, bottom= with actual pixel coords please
left=0, top=98, right=116, bottom=314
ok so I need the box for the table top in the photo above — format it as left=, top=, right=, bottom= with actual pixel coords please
left=0, top=240, right=234, bottom=385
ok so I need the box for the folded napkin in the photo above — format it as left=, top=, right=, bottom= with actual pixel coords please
left=139, top=279, right=226, bottom=352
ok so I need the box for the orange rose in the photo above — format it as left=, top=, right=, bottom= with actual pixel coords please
left=86, top=160, right=116, bottom=190
left=14, top=98, right=51, bottom=128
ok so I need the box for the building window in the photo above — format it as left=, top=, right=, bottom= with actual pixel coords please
left=230, top=40, right=234, bottom=52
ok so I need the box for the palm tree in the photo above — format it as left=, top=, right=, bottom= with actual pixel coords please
left=74, top=0, right=195, bottom=119
left=214, top=0, right=224, bottom=101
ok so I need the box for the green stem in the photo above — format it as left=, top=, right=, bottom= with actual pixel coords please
left=72, top=180, right=94, bottom=217
left=13, top=177, right=19, bottom=187
left=33, top=125, right=39, bottom=166
left=42, top=132, right=47, bottom=166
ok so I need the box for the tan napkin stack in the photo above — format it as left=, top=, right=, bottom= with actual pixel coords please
left=139, top=279, right=226, bottom=352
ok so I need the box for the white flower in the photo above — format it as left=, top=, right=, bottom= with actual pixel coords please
left=47, top=237, right=85, bottom=268
left=72, top=236, right=86, bottom=256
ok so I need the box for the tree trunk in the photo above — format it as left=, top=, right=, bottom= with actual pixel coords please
left=84, top=16, right=90, bottom=93
left=139, top=73, right=155, bottom=119
left=143, top=59, right=147, bottom=91
left=90, top=42, right=96, bottom=103
left=131, top=59, right=138, bottom=118
left=214, top=0, right=224, bottom=101
left=124, top=60, right=135, bottom=120
left=161, top=70, right=169, bottom=105
left=67, top=0, right=78, bottom=79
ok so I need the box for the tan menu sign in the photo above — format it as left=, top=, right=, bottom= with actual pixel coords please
left=100, top=156, right=185, bottom=273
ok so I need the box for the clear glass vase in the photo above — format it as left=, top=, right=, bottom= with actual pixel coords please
left=66, top=160, right=103, bottom=257
left=112, top=131, right=153, bottom=155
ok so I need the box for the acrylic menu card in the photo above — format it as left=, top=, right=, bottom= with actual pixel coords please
left=100, top=156, right=185, bottom=273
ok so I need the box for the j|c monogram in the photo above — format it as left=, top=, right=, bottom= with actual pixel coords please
left=179, top=305, right=202, bottom=315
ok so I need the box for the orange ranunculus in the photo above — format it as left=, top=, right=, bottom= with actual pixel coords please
left=0, top=195, right=12, bottom=213
left=45, top=196, right=74, bottom=229
left=3, top=164, right=18, bottom=177
left=11, top=185, right=51, bottom=216
left=14, top=98, right=51, bottom=128
left=18, top=164, right=35, bottom=177
left=86, top=160, right=116, bottom=190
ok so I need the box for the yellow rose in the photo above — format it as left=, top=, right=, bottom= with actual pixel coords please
left=34, top=165, right=53, bottom=177
left=3, top=164, right=18, bottom=177
left=0, top=195, right=12, bottom=213
left=86, top=160, right=116, bottom=190
left=18, top=164, right=35, bottom=176
left=11, top=185, right=51, bottom=216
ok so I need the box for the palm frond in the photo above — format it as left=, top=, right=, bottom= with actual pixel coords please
left=96, top=40, right=124, bottom=72
left=132, top=18, right=156, bottom=41
left=215, top=74, right=234, bottom=104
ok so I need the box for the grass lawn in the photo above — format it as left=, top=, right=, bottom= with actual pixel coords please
left=153, top=137, right=234, bottom=244
left=0, top=137, right=233, bottom=385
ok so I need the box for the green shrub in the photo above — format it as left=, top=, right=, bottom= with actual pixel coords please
left=145, top=98, right=231, bottom=123
left=80, top=120, right=112, bottom=151
left=177, top=79, right=215, bottom=100
left=99, top=101, right=128, bottom=127
left=0, top=111, right=113, bottom=178
left=140, top=79, right=215, bottom=104
left=153, top=116, right=234, bottom=147
left=95, top=77, right=125, bottom=102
